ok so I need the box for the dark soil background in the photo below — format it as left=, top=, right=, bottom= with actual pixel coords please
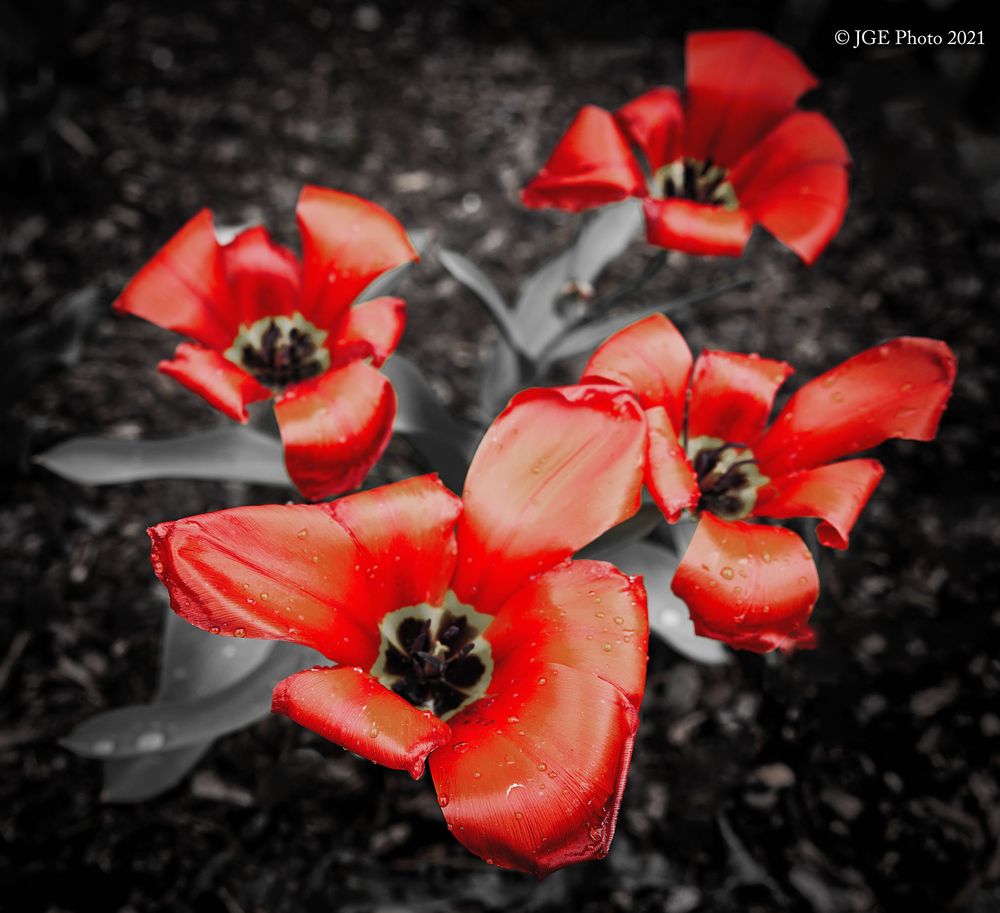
left=3, top=1, right=999, bottom=911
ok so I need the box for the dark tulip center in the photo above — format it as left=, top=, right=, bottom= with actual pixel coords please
left=653, top=158, right=739, bottom=210
left=689, top=437, right=768, bottom=521
left=371, top=596, right=494, bottom=720
left=224, top=313, right=330, bottom=388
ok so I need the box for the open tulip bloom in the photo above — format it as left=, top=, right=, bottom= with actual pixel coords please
left=522, top=30, right=850, bottom=263
left=114, top=186, right=419, bottom=500
left=582, top=314, right=956, bottom=652
left=148, top=383, right=651, bottom=875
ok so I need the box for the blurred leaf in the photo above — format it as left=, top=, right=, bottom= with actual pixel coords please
left=384, top=354, right=480, bottom=491
left=437, top=248, right=523, bottom=353
left=360, top=228, right=431, bottom=300
left=36, top=426, right=291, bottom=487
left=514, top=200, right=642, bottom=358
left=478, top=335, right=521, bottom=418
left=596, top=539, right=728, bottom=665
left=101, top=744, right=211, bottom=803
left=538, top=278, right=751, bottom=371
left=64, top=640, right=319, bottom=761
left=579, top=501, right=663, bottom=557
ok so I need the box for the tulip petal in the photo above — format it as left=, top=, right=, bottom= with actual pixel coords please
left=486, top=560, right=649, bottom=706
left=296, top=185, right=418, bottom=329
left=274, top=359, right=396, bottom=501
left=221, top=225, right=302, bottom=326
left=672, top=513, right=819, bottom=653
left=272, top=665, right=450, bottom=779
left=732, top=112, right=850, bottom=264
left=582, top=312, right=692, bottom=430
left=429, top=659, right=639, bottom=876
left=452, top=385, right=645, bottom=614
left=643, top=197, right=753, bottom=257
left=114, top=209, right=236, bottom=350
left=684, top=30, right=818, bottom=168
left=644, top=406, right=700, bottom=522
left=148, top=475, right=461, bottom=666
left=754, top=338, right=958, bottom=477
left=158, top=342, right=272, bottom=423
left=340, top=296, right=407, bottom=367
left=754, top=459, right=885, bottom=549
left=688, top=349, right=793, bottom=445
left=521, top=106, right=646, bottom=212
left=615, top=87, right=685, bottom=173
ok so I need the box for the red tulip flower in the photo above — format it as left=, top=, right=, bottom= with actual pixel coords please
left=522, top=30, right=850, bottom=263
left=582, top=314, right=956, bottom=652
left=149, top=384, right=650, bottom=875
left=115, top=186, right=419, bottom=500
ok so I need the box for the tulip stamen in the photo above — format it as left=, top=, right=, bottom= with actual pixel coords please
left=653, top=158, right=740, bottom=211
left=688, top=436, right=769, bottom=521
left=224, top=312, right=330, bottom=388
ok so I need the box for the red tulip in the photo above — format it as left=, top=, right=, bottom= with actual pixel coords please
left=115, top=186, right=418, bottom=500
left=523, top=30, right=850, bottom=264
left=149, top=384, right=649, bottom=875
left=583, top=314, right=956, bottom=652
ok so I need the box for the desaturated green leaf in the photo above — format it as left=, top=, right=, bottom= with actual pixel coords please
left=437, top=248, right=522, bottom=354
left=383, top=354, right=480, bottom=490
left=478, top=335, right=522, bottom=418
left=578, top=502, right=663, bottom=557
left=101, top=745, right=211, bottom=803
left=63, top=641, right=320, bottom=760
left=514, top=201, right=642, bottom=358
left=596, top=539, right=728, bottom=665
left=35, top=426, right=291, bottom=487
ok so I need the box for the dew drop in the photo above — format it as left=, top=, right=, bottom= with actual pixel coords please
left=613, top=616, right=624, bottom=625
left=209, top=626, right=220, bottom=634
left=297, top=528, right=308, bottom=539
left=601, top=643, right=612, bottom=653
left=438, top=795, right=449, bottom=807
left=537, top=762, right=547, bottom=771
left=234, top=627, right=247, bottom=638
left=721, top=567, right=734, bottom=580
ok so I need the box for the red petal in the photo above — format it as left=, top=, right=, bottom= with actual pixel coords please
left=114, top=209, right=236, bottom=350
left=452, top=385, right=645, bottom=615
left=755, top=459, right=884, bottom=549
left=643, top=197, right=753, bottom=257
left=684, top=30, right=818, bottom=168
left=158, top=342, right=271, bottom=422
left=644, top=406, right=700, bottom=522
left=340, top=296, right=406, bottom=367
left=582, top=312, right=692, bottom=429
left=688, top=350, right=793, bottom=445
left=615, top=88, right=685, bottom=172
left=485, top=560, right=649, bottom=706
left=429, top=659, right=639, bottom=876
left=221, top=225, right=302, bottom=326
left=521, top=106, right=646, bottom=212
left=672, top=513, right=819, bottom=653
left=272, top=665, right=450, bottom=778
left=754, top=338, right=958, bottom=477
left=274, top=359, right=396, bottom=501
left=324, top=473, right=462, bottom=617
left=732, top=112, right=850, bottom=264
left=296, top=185, right=418, bottom=329
left=148, top=475, right=460, bottom=665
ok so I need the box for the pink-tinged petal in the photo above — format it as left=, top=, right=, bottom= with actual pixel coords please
left=643, top=197, right=753, bottom=258
left=644, top=406, right=700, bottom=522
left=754, top=338, right=958, bottom=477
left=272, top=665, right=450, bottom=779
left=485, top=560, right=649, bottom=706
left=158, top=342, right=271, bottom=423
left=114, top=209, right=236, bottom=350
left=324, top=473, right=462, bottom=617
left=452, top=385, right=645, bottom=615
left=274, top=359, right=396, bottom=501
left=339, top=296, right=406, bottom=367
left=582, top=313, right=692, bottom=429
left=754, top=459, right=884, bottom=549
left=149, top=475, right=460, bottom=665
left=296, top=185, right=418, bottom=330
left=221, top=225, right=302, bottom=326
left=732, top=112, right=850, bottom=264
left=672, top=513, right=819, bottom=653
left=521, top=105, right=646, bottom=212
left=615, top=87, right=686, bottom=172
left=684, top=30, right=819, bottom=168
left=688, top=350, right=794, bottom=445
left=430, top=658, right=639, bottom=876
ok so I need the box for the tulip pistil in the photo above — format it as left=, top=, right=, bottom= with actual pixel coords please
left=225, top=312, right=330, bottom=388
left=688, top=436, right=769, bottom=520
